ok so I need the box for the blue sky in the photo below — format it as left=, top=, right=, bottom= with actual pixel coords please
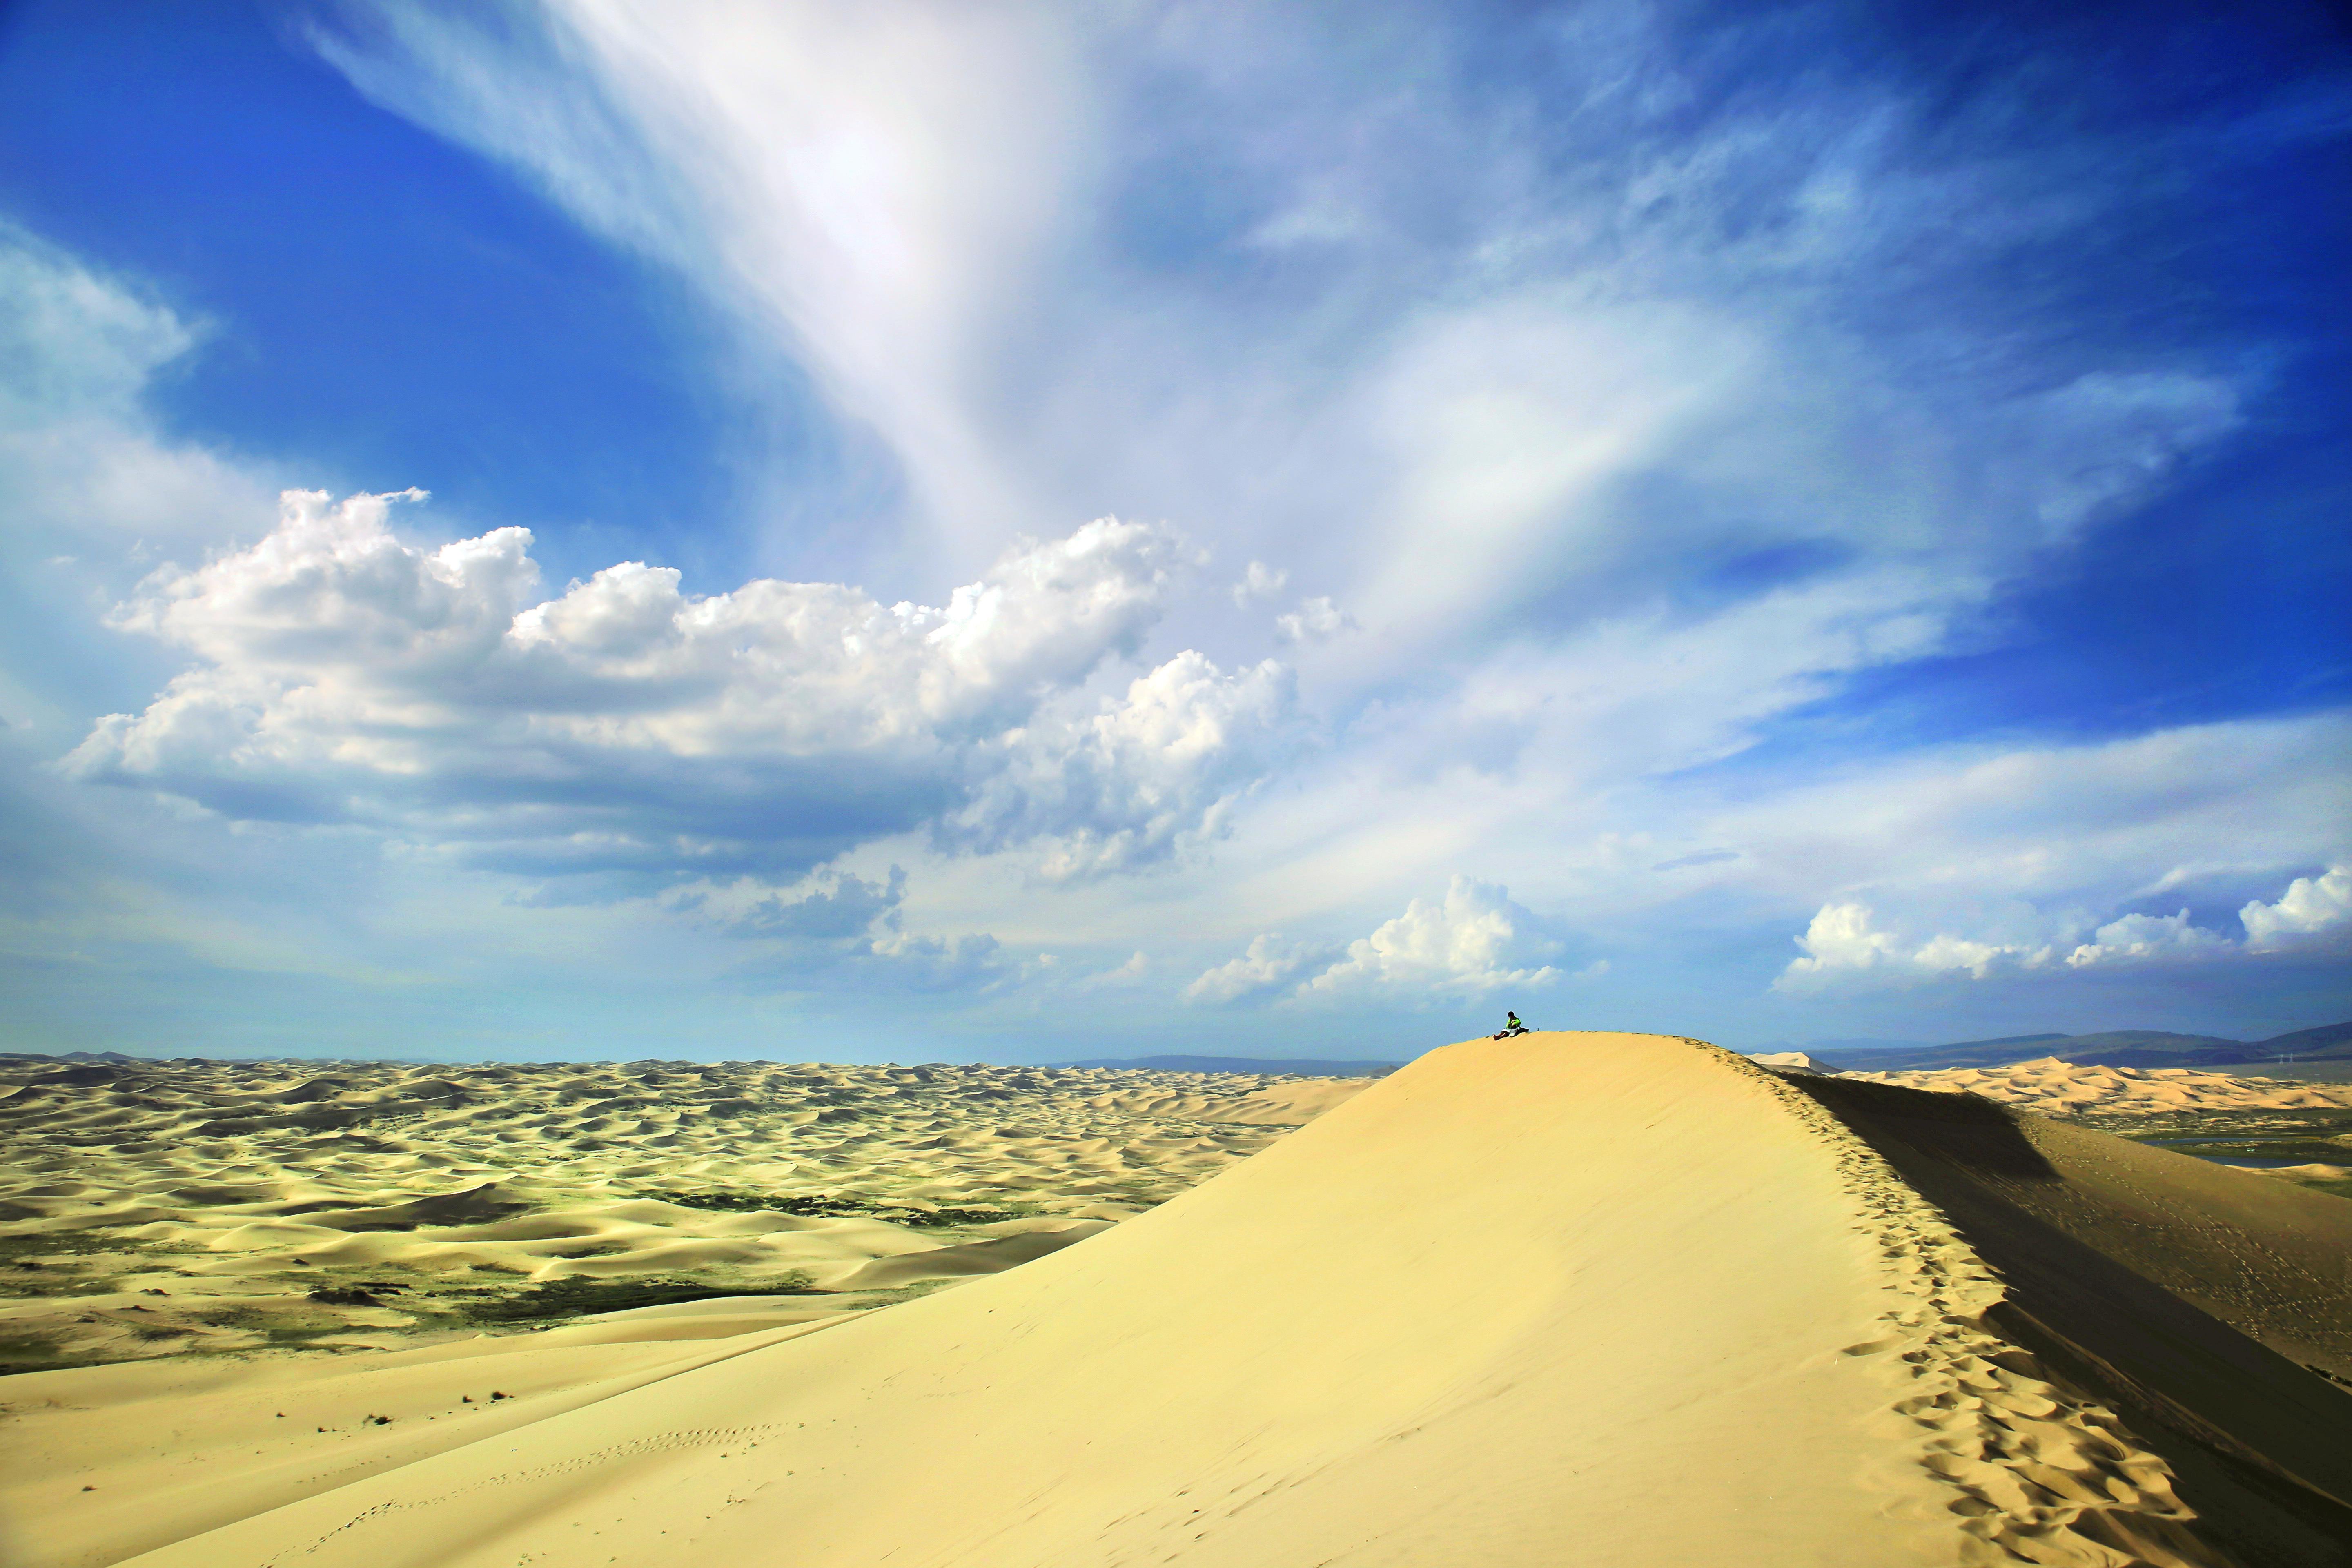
left=1, top=0, right=2346, bottom=1063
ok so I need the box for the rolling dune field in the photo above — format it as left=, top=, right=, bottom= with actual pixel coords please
left=0, top=1056, right=1370, bottom=1376
left=3, top=1036, right=2348, bottom=1567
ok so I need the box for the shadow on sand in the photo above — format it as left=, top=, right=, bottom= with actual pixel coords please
left=1791, top=1074, right=2352, bottom=1568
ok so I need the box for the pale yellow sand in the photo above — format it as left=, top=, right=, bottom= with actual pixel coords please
left=1745, top=1049, right=1826, bottom=1072
left=0, top=1058, right=1370, bottom=1372
left=11, top=1035, right=2224, bottom=1568
left=1843, top=1056, right=2352, bottom=1117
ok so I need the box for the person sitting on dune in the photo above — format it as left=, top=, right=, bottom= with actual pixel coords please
left=1494, top=1011, right=1528, bottom=1040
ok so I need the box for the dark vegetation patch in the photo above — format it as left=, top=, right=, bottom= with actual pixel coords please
left=2101, top=1107, right=2352, bottom=1143
left=0, top=1261, right=122, bottom=1297
left=645, top=1190, right=1031, bottom=1227
left=127, top=1323, right=193, bottom=1341
left=0, top=1332, right=68, bottom=1376
left=185, top=1304, right=350, bottom=1348
left=0, top=1229, right=143, bottom=1263
left=2116, top=1109, right=2352, bottom=1197
left=189, top=1108, right=380, bottom=1138
left=442, top=1273, right=820, bottom=1324
left=261, top=1325, right=352, bottom=1348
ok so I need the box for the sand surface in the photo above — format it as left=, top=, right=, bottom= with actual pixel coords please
left=1843, top=1056, right=2352, bottom=1117
left=0, top=1057, right=1370, bottom=1376
left=1789, top=1073, right=2352, bottom=1563
left=15, top=1033, right=2341, bottom=1566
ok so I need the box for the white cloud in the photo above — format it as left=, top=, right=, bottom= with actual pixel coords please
left=67, top=490, right=1290, bottom=884
left=948, top=650, right=1297, bottom=882
left=1185, top=934, right=1324, bottom=1005
left=315, top=0, right=1097, bottom=559
left=1274, top=595, right=1356, bottom=644
left=1303, top=875, right=1561, bottom=998
left=0, top=234, right=274, bottom=555
left=2241, top=866, right=2352, bottom=951
left=0, top=227, right=199, bottom=420
left=1778, top=857, right=2351, bottom=989
left=2062, top=909, right=2236, bottom=969
left=316, top=2, right=2253, bottom=685
left=1780, top=903, right=1904, bottom=979
left=1078, top=950, right=1151, bottom=990
left=1231, top=561, right=1287, bottom=606
left=1777, top=903, right=2052, bottom=987
left=0, top=231, right=290, bottom=757
left=698, top=866, right=1007, bottom=994
left=2, top=13, right=2331, bottom=1051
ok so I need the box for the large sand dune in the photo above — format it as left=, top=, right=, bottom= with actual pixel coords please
left=10, top=1033, right=2345, bottom=1566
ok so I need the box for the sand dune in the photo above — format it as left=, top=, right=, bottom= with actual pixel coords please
left=9, top=1033, right=2344, bottom=1566
left=1790, top=1073, right=2352, bottom=1564
left=1842, top=1056, right=2352, bottom=1117
left=0, top=1057, right=1372, bottom=1376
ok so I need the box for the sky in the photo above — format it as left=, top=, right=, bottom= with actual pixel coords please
left=0, top=0, right=2347, bottom=1065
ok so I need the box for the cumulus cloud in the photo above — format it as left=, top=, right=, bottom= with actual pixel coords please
left=1779, top=859, right=2352, bottom=989
left=67, top=490, right=1291, bottom=884
left=1274, top=596, right=1356, bottom=644
left=1078, top=950, right=1151, bottom=990
left=696, top=865, right=1007, bottom=993
left=1184, top=934, right=1326, bottom=1005
left=2062, top=910, right=2237, bottom=969
left=1303, top=876, right=1561, bottom=998
left=945, top=650, right=1296, bottom=882
left=2241, top=866, right=2352, bottom=951
left=1230, top=561, right=1287, bottom=606
left=1773, top=903, right=2046, bottom=987
left=1188, top=878, right=1565, bottom=1006
left=727, top=866, right=908, bottom=941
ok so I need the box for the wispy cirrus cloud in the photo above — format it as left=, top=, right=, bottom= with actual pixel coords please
left=314, top=0, right=2254, bottom=686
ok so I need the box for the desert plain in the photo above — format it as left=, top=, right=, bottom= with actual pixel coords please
left=2, top=1036, right=2349, bottom=1567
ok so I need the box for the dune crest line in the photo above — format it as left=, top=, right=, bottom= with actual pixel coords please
left=1719, top=1047, right=2210, bottom=1566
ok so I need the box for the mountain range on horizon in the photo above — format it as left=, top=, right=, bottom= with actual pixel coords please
left=1796, top=1020, right=2352, bottom=1074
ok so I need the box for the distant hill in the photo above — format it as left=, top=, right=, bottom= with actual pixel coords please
left=2254, top=1020, right=2352, bottom=1059
left=0, top=1050, right=136, bottom=1062
left=1047, top=1054, right=1403, bottom=1078
left=1812, top=1022, right=2351, bottom=1073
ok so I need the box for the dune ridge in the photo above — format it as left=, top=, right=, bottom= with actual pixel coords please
left=12, top=1034, right=2310, bottom=1567
left=1726, top=1053, right=2212, bottom=1564
left=1784, top=1072, right=2352, bottom=1563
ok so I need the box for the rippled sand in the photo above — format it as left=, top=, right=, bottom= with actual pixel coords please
left=0, top=1057, right=1371, bottom=1374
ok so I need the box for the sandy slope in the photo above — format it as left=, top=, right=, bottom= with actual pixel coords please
left=10, top=1033, right=2295, bottom=1568
left=1789, top=1074, right=2352, bottom=1565
left=0, top=1058, right=1369, bottom=1372
left=1844, top=1057, right=2352, bottom=1117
